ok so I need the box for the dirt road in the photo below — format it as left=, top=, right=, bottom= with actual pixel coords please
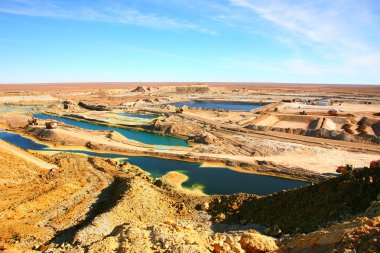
left=178, top=111, right=380, bottom=154
left=0, top=139, right=57, bottom=170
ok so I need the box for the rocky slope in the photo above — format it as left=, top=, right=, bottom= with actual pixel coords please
left=144, top=116, right=212, bottom=142
left=1, top=139, right=380, bottom=252
left=0, top=151, right=118, bottom=250
left=208, top=167, right=380, bottom=233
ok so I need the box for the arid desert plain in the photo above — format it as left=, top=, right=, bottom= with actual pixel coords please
left=0, top=82, right=380, bottom=252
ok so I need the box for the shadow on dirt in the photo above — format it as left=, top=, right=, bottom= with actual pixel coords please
left=48, top=177, right=128, bottom=245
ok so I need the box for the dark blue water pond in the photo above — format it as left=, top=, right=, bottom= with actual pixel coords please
left=122, top=156, right=308, bottom=195
left=171, top=100, right=266, bottom=111
left=0, top=131, right=48, bottom=150
left=0, top=132, right=308, bottom=195
left=33, top=113, right=188, bottom=147
left=118, top=113, right=157, bottom=119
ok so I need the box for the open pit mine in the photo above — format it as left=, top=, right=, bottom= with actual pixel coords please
left=0, top=83, right=379, bottom=252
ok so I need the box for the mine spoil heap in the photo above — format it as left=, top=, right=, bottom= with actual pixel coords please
left=1, top=136, right=380, bottom=253
left=78, top=101, right=110, bottom=111
left=209, top=167, right=380, bottom=234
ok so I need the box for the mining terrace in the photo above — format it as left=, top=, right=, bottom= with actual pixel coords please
left=0, top=83, right=379, bottom=252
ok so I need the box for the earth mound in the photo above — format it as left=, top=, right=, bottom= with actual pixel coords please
left=78, top=102, right=109, bottom=111
left=132, top=86, right=146, bottom=92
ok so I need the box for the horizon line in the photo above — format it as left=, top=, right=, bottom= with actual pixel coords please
left=0, top=81, right=379, bottom=87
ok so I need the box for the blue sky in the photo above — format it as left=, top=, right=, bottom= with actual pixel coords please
left=0, top=0, right=379, bottom=84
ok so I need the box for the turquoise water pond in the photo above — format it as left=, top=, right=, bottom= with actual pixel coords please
left=0, top=131, right=308, bottom=195
left=33, top=114, right=188, bottom=147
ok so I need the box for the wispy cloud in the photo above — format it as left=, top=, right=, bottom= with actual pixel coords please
left=0, top=0, right=379, bottom=83
left=225, top=0, right=380, bottom=82
left=0, top=0, right=217, bottom=35
left=230, top=0, right=379, bottom=49
left=223, top=54, right=380, bottom=84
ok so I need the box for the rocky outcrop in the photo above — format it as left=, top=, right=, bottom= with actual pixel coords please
left=239, top=230, right=278, bottom=253
left=358, top=117, right=380, bottom=137
left=145, top=118, right=203, bottom=138
left=106, top=131, right=130, bottom=143
left=27, top=127, right=89, bottom=146
left=208, top=167, right=380, bottom=234
left=48, top=101, right=79, bottom=111
left=193, top=132, right=219, bottom=144
left=280, top=209, right=380, bottom=252
left=78, top=102, right=109, bottom=111
left=210, top=231, right=279, bottom=253
left=145, top=118, right=222, bottom=145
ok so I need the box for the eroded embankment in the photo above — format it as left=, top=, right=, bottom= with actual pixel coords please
left=43, top=112, right=190, bottom=142
left=1, top=138, right=380, bottom=252
left=47, top=157, right=130, bottom=245
left=0, top=150, right=129, bottom=250
left=0, top=145, right=213, bottom=252
left=33, top=110, right=379, bottom=176
left=22, top=121, right=325, bottom=182
left=208, top=167, right=380, bottom=234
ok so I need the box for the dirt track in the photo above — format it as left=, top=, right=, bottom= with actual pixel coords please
left=0, top=149, right=116, bottom=249
left=1, top=139, right=56, bottom=170
left=178, top=111, right=380, bottom=154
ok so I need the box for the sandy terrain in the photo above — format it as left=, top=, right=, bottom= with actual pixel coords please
left=1, top=83, right=380, bottom=252
left=283, top=102, right=380, bottom=114
left=0, top=95, right=58, bottom=102
left=1, top=89, right=379, bottom=179
left=0, top=139, right=56, bottom=170
left=1, top=82, right=379, bottom=93
left=0, top=142, right=379, bottom=252
left=157, top=171, right=205, bottom=196
left=22, top=122, right=378, bottom=176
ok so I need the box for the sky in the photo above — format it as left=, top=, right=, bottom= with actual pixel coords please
left=0, top=0, right=379, bottom=84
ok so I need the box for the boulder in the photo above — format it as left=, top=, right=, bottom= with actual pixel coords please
left=154, top=179, right=163, bottom=187
left=201, top=202, right=209, bottom=211
left=211, top=233, right=244, bottom=253
left=193, top=132, right=218, bottom=144
left=265, top=225, right=282, bottom=237
left=105, top=159, right=119, bottom=167
left=239, top=230, right=278, bottom=253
